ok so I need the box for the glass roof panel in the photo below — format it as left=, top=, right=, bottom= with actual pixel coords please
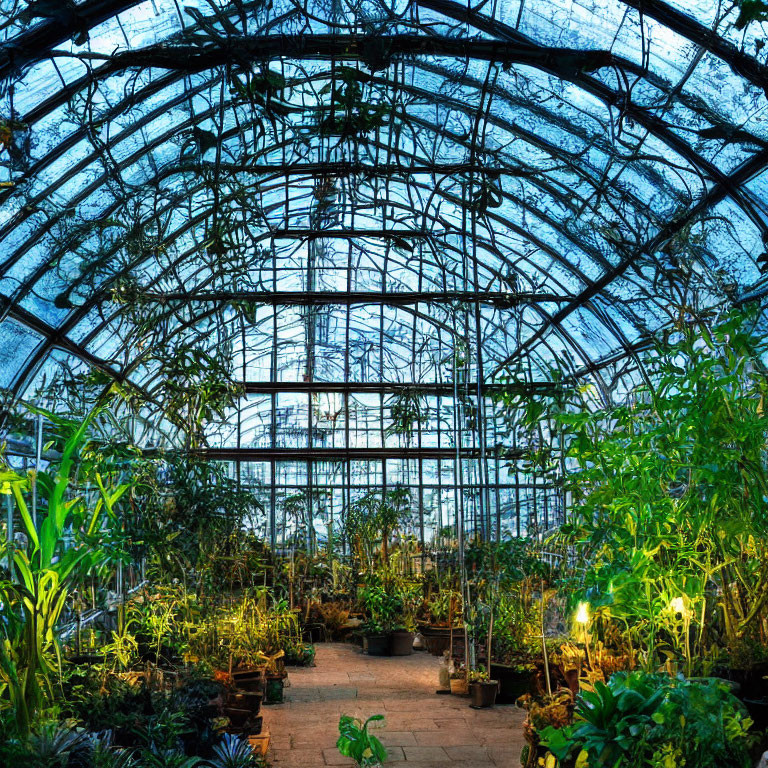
left=0, top=0, right=766, bottom=449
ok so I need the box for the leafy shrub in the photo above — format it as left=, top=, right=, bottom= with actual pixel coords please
left=540, top=671, right=755, bottom=768
left=337, top=714, right=387, bottom=767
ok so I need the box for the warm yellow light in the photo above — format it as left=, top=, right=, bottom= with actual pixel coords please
left=669, top=596, right=691, bottom=618
left=575, top=602, right=590, bottom=625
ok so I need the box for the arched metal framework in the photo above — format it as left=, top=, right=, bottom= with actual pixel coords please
left=2, top=0, right=768, bottom=541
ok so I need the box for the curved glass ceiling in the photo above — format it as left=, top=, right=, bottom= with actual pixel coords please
left=1, top=0, right=768, bottom=438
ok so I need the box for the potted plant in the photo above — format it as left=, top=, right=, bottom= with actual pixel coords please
left=361, top=619, right=390, bottom=657
left=389, top=579, right=421, bottom=656
left=468, top=667, right=499, bottom=709
left=450, top=668, right=469, bottom=696
left=492, top=656, right=536, bottom=704
left=519, top=689, right=575, bottom=768
left=485, top=587, right=539, bottom=702
left=284, top=640, right=316, bottom=667
left=421, top=588, right=464, bottom=656
left=358, top=576, right=400, bottom=656
left=261, top=651, right=287, bottom=704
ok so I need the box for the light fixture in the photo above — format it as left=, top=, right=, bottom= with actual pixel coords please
left=669, top=596, right=692, bottom=618
left=575, top=601, right=590, bottom=625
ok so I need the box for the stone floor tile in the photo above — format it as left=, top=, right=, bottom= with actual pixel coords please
left=479, top=728, right=521, bottom=745
left=413, top=729, right=477, bottom=746
left=402, top=745, right=451, bottom=761
left=444, top=745, right=493, bottom=761
left=384, top=745, right=406, bottom=762
left=379, top=730, right=418, bottom=747
left=321, top=748, right=355, bottom=765
left=487, top=745, right=525, bottom=767
left=262, top=644, right=525, bottom=767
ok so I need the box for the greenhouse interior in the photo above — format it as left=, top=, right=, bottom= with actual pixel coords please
left=3, top=0, right=768, bottom=766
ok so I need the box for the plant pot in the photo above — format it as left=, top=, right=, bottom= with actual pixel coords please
left=364, top=633, right=390, bottom=656
left=203, top=694, right=224, bottom=719
left=264, top=675, right=285, bottom=704
left=490, top=664, right=534, bottom=704
left=469, top=680, right=498, bottom=708
left=717, top=663, right=768, bottom=700
left=389, top=630, right=415, bottom=656
left=744, top=698, right=768, bottom=733
left=225, top=714, right=263, bottom=736
left=248, top=732, right=270, bottom=756
left=422, top=626, right=464, bottom=656
left=233, top=670, right=265, bottom=694
left=227, top=691, right=262, bottom=715
left=225, top=707, right=252, bottom=727
left=450, top=677, right=469, bottom=695
left=303, top=623, right=325, bottom=644
left=233, top=667, right=265, bottom=680
left=563, top=668, right=580, bottom=696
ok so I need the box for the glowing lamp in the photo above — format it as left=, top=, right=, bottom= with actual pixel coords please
left=669, top=596, right=691, bottom=618
left=575, top=602, right=590, bottom=625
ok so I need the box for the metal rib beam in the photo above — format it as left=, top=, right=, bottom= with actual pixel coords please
left=242, top=381, right=558, bottom=395
left=129, top=290, right=569, bottom=307
left=187, top=446, right=524, bottom=460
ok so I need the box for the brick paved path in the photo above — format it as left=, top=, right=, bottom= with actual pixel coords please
left=262, top=643, right=526, bottom=767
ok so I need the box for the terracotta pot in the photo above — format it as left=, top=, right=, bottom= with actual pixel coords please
left=450, top=677, right=469, bottom=695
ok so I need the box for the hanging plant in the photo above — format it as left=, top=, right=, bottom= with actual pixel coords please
left=386, top=389, right=428, bottom=443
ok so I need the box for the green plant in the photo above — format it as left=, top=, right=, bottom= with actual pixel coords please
left=87, top=731, right=137, bottom=768
left=505, top=309, right=768, bottom=674
left=315, top=67, right=391, bottom=138
left=386, top=389, right=427, bottom=445
left=468, top=666, right=491, bottom=683
left=138, top=748, right=202, bottom=768
left=284, top=640, right=316, bottom=666
left=346, top=488, right=412, bottom=568
left=132, top=456, right=263, bottom=584
left=133, top=706, right=194, bottom=753
left=425, top=588, right=463, bottom=627
left=337, top=714, right=387, bottom=767
left=520, top=689, right=576, bottom=767
left=393, top=579, right=421, bottom=633
left=491, top=591, right=538, bottom=663
left=540, top=671, right=755, bottom=768
left=358, top=575, right=402, bottom=634
left=0, top=406, right=130, bottom=735
left=154, top=346, right=243, bottom=451
left=24, top=721, right=89, bottom=768
left=205, top=734, right=263, bottom=767
left=100, top=619, right=139, bottom=678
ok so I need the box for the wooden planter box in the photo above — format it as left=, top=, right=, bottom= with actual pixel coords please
left=248, top=731, right=270, bottom=756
